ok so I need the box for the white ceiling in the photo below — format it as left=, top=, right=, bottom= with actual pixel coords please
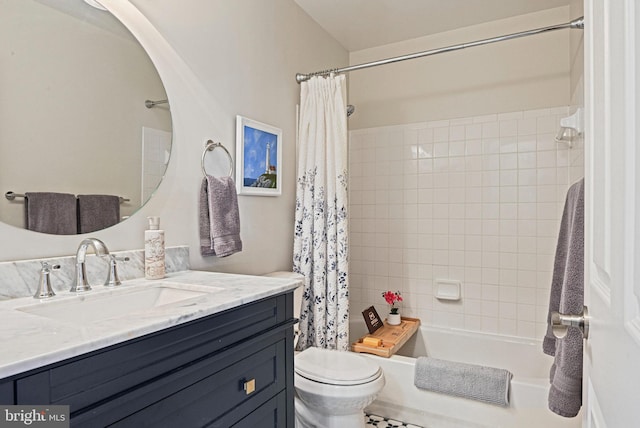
left=294, top=0, right=571, bottom=51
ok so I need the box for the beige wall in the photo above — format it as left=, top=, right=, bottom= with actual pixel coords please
left=568, top=0, right=585, bottom=184
left=348, top=7, right=571, bottom=130
left=0, top=0, right=348, bottom=277
left=570, top=0, right=584, bottom=106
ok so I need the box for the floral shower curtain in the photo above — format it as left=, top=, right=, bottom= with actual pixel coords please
left=293, top=75, right=349, bottom=351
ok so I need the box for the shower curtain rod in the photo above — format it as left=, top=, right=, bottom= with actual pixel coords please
left=296, top=16, right=584, bottom=83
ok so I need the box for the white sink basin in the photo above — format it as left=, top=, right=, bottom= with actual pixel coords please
left=17, top=283, right=222, bottom=324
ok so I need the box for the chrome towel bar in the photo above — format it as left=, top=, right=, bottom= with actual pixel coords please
left=5, top=191, right=130, bottom=204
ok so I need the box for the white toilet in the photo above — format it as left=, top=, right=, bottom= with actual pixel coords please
left=264, top=272, right=385, bottom=428
left=294, top=347, right=385, bottom=427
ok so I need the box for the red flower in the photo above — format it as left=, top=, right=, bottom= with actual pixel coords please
left=382, top=290, right=403, bottom=313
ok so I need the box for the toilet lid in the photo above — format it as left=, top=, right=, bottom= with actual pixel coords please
left=295, top=347, right=382, bottom=386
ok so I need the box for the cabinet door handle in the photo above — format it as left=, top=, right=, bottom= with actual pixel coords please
left=243, top=378, right=256, bottom=395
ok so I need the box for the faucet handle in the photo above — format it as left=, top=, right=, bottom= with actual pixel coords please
left=34, top=262, right=60, bottom=299
left=104, top=255, right=130, bottom=287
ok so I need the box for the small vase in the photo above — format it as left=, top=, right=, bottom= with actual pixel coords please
left=387, top=313, right=401, bottom=325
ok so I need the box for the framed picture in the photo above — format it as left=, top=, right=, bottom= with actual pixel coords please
left=362, top=306, right=383, bottom=334
left=235, top=115, right=282, bottom=196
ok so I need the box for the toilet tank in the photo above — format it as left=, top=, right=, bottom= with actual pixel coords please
left=263, top=271, right=304, bottom=319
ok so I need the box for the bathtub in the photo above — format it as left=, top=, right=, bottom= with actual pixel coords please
left=350, top=322, right=581, bottom=428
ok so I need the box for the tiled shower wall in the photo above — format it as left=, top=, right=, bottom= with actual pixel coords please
left=348, top=106, right=584, bottom=339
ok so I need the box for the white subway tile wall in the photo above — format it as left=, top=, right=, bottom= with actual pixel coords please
left=349, top=107, right=584, bottom=339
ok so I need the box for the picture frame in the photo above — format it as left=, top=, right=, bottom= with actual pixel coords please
left=235, top=115, right=282, bottom=196
left=362, top=306, right=383, bottom=334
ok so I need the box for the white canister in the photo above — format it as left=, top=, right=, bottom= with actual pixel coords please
left=145, top=216, right=165, bottom=280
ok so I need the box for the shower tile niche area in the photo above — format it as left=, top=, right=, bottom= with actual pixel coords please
left=349, top=107, right=584, bottom=339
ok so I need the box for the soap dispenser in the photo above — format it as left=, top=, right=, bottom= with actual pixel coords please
left=145, top=216, right=165, bottom=280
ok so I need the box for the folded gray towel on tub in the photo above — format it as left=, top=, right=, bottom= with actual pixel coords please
left=414, top=357, right=513, bottom=407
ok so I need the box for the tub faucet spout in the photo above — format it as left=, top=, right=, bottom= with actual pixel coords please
left=70, top=238, right=110, bottom=292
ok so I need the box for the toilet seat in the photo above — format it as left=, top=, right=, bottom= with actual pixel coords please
left=295, top=347, right=382, bottom=386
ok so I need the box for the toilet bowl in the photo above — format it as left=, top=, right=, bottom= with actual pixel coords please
left=294, top=347, right=385, bottom=428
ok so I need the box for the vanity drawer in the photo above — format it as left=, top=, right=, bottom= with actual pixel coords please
left=231, top=390, right=287, bottom=428
left=16, top=294, right=289, bottom=410
left=76, top=330, right=288, bottom=427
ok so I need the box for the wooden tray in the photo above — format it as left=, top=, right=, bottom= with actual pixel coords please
left=351, top=317, right=421, bottom=357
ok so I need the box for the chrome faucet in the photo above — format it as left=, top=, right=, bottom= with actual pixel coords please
left=70, top=238, right=110, bottom=292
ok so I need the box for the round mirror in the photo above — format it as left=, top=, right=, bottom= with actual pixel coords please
left=0, top=0, right=172, bottom=234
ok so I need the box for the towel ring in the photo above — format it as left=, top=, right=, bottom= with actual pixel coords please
left=201, top=140, right=233, bottom=177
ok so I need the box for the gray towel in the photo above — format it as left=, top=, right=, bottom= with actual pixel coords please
left=199, top=175, right=242, bottom=257
left=414, top=357, right=512, bottom=407
left=77, top=194, right=120, bottom=233
left=543, top=178, right=584, bottom=418
left=199, top=179, right=216, bottom=257
left=25, top=192, right=77, bottom=235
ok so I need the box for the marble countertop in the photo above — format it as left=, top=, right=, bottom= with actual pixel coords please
left=0, top=270, right=301, bottom=379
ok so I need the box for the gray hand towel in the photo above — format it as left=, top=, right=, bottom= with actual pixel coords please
left=543, top=178, right=584, bottom=418
left=199, top=175, right=242, bottom=257
left=25, top=192, right=77, bottom=235
left=199, top=179, right=216, bottom=257
left=77, top=194, right=120, bottom=234
left=414, top=357, right=513, bottom=407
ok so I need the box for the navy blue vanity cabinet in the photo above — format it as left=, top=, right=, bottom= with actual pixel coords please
left=3, top=292, right=295, bottom=427
left=0, top=380, right=13, bottom=404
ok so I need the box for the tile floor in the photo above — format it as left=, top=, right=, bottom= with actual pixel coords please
left=365, top=413, right=423, bottom=428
